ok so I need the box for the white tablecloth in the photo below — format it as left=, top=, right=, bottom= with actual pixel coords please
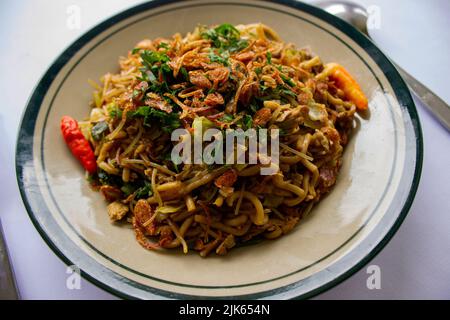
left=0, top=0, right=448, bottom=299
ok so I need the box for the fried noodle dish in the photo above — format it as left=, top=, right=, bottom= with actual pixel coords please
left=62, top=23, right=368, bottom=257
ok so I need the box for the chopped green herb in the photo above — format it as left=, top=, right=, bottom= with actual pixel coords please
left=132, top=89, right=140, bottom=98
left=202, top=28, right=222, bottom=48
left=279, top=128, right=287, bottom=136
left=141, top=50, right=170, bottom=65
left=281, top=89, right=297, bottom=97
left=201, top=23, right=248, bottom=53
left=108, top=104, right=123, bottom=119
left=135, top=181, right=153, bottom=199
left=173, top=163, right=179, bottom=173
left=249, top=102, right=260, bottom=114
left=121, top=184, right=137, bottom=196
left=266, top=51, right=272, bottom=64
left=86, top=174, right=95, bottom=184
left=137, top=49, right=177, bottom=96
left=215, top=23, right=240, bottom=38
left=162, top=151, right=180, bottom=173
left=280, top=74, right=296, bottom=87
left=131, top=48, right=141, bottom=55
left=157, top=42, right=170, bottom=50
left=254, top=67, right=262, bottom=75
left=180, top=67, right=189, bottom=81
left=160, top=63, right=171, bottom=74
left=208, top=50, right=230, bottom=66
left=219, top=114, right=234, bottom=123
left=129, top=106, right=181, bottom=133
left=97, top=170, right=121, bottom=186
left=243, top=114, right=253, bottom=130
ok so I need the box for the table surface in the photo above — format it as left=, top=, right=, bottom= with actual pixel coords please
left=1, top=0, right=449, bottom=300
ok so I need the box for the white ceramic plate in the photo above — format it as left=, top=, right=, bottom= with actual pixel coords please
left=16, top=0, right=422, bottom=299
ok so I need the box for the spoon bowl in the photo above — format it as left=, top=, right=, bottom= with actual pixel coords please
left=316, top=1, right=369, bottom=35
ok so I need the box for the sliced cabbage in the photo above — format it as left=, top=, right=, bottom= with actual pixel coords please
left=90, top=107, right=106, bottom=122
left=78, top=121, right=92, bottom=140
left=155, top=205, right=185, bottom=222
left=308, top=103, right=327, bottom=122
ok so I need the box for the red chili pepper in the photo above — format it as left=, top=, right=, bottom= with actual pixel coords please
left=60, top=116, right=97, bottom=174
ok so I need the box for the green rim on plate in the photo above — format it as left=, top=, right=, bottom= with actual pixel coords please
left=15, top=0, right=423, bottom=299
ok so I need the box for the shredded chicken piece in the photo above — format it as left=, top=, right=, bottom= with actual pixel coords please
left=107, top=201, right=129, bottom=221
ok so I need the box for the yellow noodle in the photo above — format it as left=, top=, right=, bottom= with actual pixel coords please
left=273, top=174, right=306, bottom=206
left=194, top=215, right=252, bottom=236
left=184, top=195, right=196, bottom=212
left=167, top=219, right=189, bottom=254
left=121, top=124, right=143, bottom=157
left=226, top=191, right=266, bottom=226
left=152, top=169, right=163, bottom=207
left=224, top=215, right=248, bottom=227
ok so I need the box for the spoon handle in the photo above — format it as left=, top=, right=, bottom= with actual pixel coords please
left=0, top=220, right=19, bottom=299
left=393, top=62, right=450, bottom=131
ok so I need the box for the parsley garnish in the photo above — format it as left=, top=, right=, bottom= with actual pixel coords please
left=218, top=114, right=234, bottom=123
left=281, top=88, right=297, bottom=98
left=242, top=114, right=253, bottom=130
left=180, top=67, right=189, bottom=82
left=128, top=106, right=181, bottom=133
left=201, top=23, right=248, bottom=53
left=141, top=50, right=170, bottom=65
left=266, top=51, right=272, bottom=64
left=132, top=89, right=141, bottom=98
left=157, top=42, right=170, bottom=50
left=121, top=184, right=137, bottom=196
left=138, top=50, right=175, bottom=95
left=249, top=102, right=261, bottom=114
left=208, top=50, right=230, bottom=66
left=108, top=106, right=123, bottom=119
left=135, top=181, right=153, bottom=199
left=280, top=74, right=296, bottom=87
left=97, top=170, right=122, bottom=186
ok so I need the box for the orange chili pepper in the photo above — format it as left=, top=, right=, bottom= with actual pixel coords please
left=325, top=63, right=368, bottom=110
left=60, top=116, right=97, bottom=174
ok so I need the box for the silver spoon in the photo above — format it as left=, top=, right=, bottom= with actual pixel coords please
left=316, top=1, right=450, bottom=131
